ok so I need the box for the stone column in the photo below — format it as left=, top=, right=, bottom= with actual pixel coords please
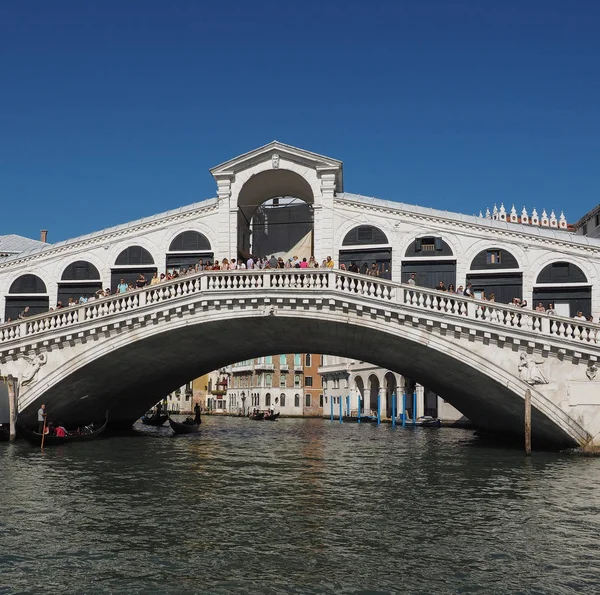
left=416, top=383, right=425, bottom=418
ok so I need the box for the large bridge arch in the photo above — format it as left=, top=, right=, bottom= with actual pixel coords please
left=8, top=282, right=593, bottom=449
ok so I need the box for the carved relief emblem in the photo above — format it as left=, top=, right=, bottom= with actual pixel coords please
left=518, top=353, right=548, bottom=385
left=20, top=353, right=47, bottom=386
left=586, top=363, right=598, bottom=381
left=271, top=153, right=280, bottom=169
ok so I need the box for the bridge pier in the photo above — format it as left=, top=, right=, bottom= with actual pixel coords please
left=7, top=375, right=16, bottom=441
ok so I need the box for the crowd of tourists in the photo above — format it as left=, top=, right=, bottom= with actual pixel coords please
left=1, top=255, right=596, bottom=328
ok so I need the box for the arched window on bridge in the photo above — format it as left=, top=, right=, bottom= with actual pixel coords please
left=166, top=231, right=213, bottom=272
left=466, top=248, right=522, bottom=304
left=533, top=262, right=591, bottom=318
left=339, top=225, right=392, bottom=280
left=5, top=274, right=49, bottom=321
left=58, top=260, right=103, bottom=306
left=401, top=236, right=456, bottom=289
left=111, top=246, right=157, bottom=293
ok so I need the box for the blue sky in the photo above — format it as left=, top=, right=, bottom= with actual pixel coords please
left=1, top=1, right=599, bottom=242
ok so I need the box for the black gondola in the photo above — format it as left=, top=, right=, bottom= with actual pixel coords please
left=168, top=416, right=201, bottom=434
left=263, top=412, right=280, bottom=421
left=249, top=411, right=265, bottom=421
left=16, top=415, right=108, bottom=447
left=140, top=414, right=169, bottom=426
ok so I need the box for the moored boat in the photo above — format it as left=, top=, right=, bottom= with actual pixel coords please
left=141, top=414, right=169, bottom=426
left=16, top=415, right=108, bottom=447
left=249, top=411, right=265, bottom=421
left=169, top=415, right=201, bottom=434
left=263, top=411, right=280, bottom=421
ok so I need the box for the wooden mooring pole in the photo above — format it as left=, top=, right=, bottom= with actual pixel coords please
left=7, top=375, right=16, bottom=441
left=525, top=389, right=532, bottom=456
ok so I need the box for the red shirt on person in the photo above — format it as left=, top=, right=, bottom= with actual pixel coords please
left=55, top=426, right=67, bottom=437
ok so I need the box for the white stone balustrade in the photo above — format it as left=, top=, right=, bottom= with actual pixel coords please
left=1, top=269, right=599, bottom=347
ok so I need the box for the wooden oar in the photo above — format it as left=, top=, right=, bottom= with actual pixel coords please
left=40, top=416, right=47, bottom=451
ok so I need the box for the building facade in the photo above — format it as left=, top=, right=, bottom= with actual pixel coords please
left=318, top=356, right=465, bottom=422
left=224, top=353, right=323, bottom=417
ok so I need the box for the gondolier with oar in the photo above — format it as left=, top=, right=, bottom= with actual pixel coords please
left=37, top=404, right=47, bottom=435
left=193, top=403, right=202, bottom=425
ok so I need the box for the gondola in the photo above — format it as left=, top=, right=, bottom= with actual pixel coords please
left=168, top=415, right=201, bottom=434
left=16, top=414, right=108, bottom=447
left=140, top=413, right=169, bottom=426
left=263, top=411, right=280, bottom=421
left=249, top=411, right=265, bottom=421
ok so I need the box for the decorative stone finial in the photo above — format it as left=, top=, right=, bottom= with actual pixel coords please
left=559, top=211, right=567, bottom=229
left=549, top=210, right=558, bottom=228
left=485, top=207, right=491, bottom=219
left=541, top=209, right=549, bottom=227
left=510, top=205, right=519, bottom=223
left=531, top=208, right=539, bottom=225
left=521, top=207, right=529, bottom=225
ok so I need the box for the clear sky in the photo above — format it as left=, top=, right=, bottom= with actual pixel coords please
left=2, top=1, right=599, bottom=242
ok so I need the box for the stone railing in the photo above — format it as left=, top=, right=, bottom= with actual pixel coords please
left=0, top=269, right=598, bottom=346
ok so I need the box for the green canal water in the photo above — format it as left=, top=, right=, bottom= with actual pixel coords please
left=1, top=416, right=600, bottom=594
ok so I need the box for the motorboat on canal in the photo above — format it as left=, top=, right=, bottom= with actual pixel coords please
left=140, top=413, right=169, bottom=426
left=16, top=414, right=108, bottom=447
left=168, top=415, right=201, bottom=434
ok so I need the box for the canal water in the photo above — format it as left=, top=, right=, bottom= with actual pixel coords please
left=1, top=417, right=600, bottom=595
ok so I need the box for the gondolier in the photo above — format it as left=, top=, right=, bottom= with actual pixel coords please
left=37, top=404, right=46, bottom=434
left=193, top=403, right=202, bottom=425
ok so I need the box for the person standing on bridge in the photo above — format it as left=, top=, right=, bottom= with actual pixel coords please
left=135, top=273, right=146, bottom=289
left=117, top=279, right=128, bottom=294
left=37, top=404, right=46, bottom=434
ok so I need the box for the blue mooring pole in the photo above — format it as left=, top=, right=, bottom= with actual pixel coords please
left=357, top=396, right=361, bottom=424
left=392, top=392, right=396, bottom=428
left=330, top=395, right=334, bottom=422
left=339, top=395, right=343, bottom=423
left=412, top=391, right=417, bottom=427
left=402, top=392, right=406, bottom=428
left=377, top=393, right=381, bottom=425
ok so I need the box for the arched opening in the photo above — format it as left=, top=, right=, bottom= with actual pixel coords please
left=368, top=374, right=380, bottom=414
left=355, top=377, right=365, bottom=413
left=237, top=170, right=314, bottom=260
left=339, top=225, right=392, bottom=280
left=5, top=274, right=49, bottom=321
left=401, top=236, right=456, bottom=289
left=466, top=248, right=522, bottom=303
left=384, top=372, right=397, bottom=418
left=58, top=261, right=102, bottom=305
left=167, top=231, right=213, bottom=273
left=111, top=246, right=157, bottom=292
left=533, top=262, right=591, bottom=317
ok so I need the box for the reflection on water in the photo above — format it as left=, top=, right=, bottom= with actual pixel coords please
left=2, top=417, right=600, bottom=594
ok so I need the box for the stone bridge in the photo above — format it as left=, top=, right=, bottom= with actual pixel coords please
left=2, top=269, right=600, bottom=448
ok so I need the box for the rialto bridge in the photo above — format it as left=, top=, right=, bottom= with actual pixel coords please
left=1, top=141, right=600, bottom=447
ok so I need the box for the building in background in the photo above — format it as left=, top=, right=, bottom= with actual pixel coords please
left=318, top=355, right=465, bottom=423
left=573, top=204, right=600, bottom=239
left=224, top=354, right=323, bottom=417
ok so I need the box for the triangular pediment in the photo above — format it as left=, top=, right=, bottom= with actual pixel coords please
left=210, top=141, right=343, bottom=185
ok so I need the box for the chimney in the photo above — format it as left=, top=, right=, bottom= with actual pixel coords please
left=40, top=230, right=48, bottom=243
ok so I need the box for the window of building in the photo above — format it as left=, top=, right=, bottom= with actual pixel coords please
left=280, top=393, right=286, bottom=407
left=294, top=375, right=301, bottom=388
left=305, top=376, right=313, bottom=387
left=294, top=354, right=302, bottom=366
left=305, top=394, right=311, bottom=407
left=319, top=394, right=324, bottom=407
left=305, top=354, right=311, bottom=367
left=320, top=355, right=324, bottom=366
left=294, top=394, right=300, bottom=408
left=486, top=250, right=501, bottom=264
left=596, top=214, right=600, bottom=228
left=258, top=373, right=264, bottom=387
left=280, top=374, right=287, bottom=388
left=582, top=223, right=588, bottom=235
left=415, top=237, right=442, bottom=252
left=266, top=355, right=272, bottom=364
left=266, top=374, right=272, bottom=388
left=280, top=354, right=287, bottom=364
left=265, top=393, right=271, bottom=407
